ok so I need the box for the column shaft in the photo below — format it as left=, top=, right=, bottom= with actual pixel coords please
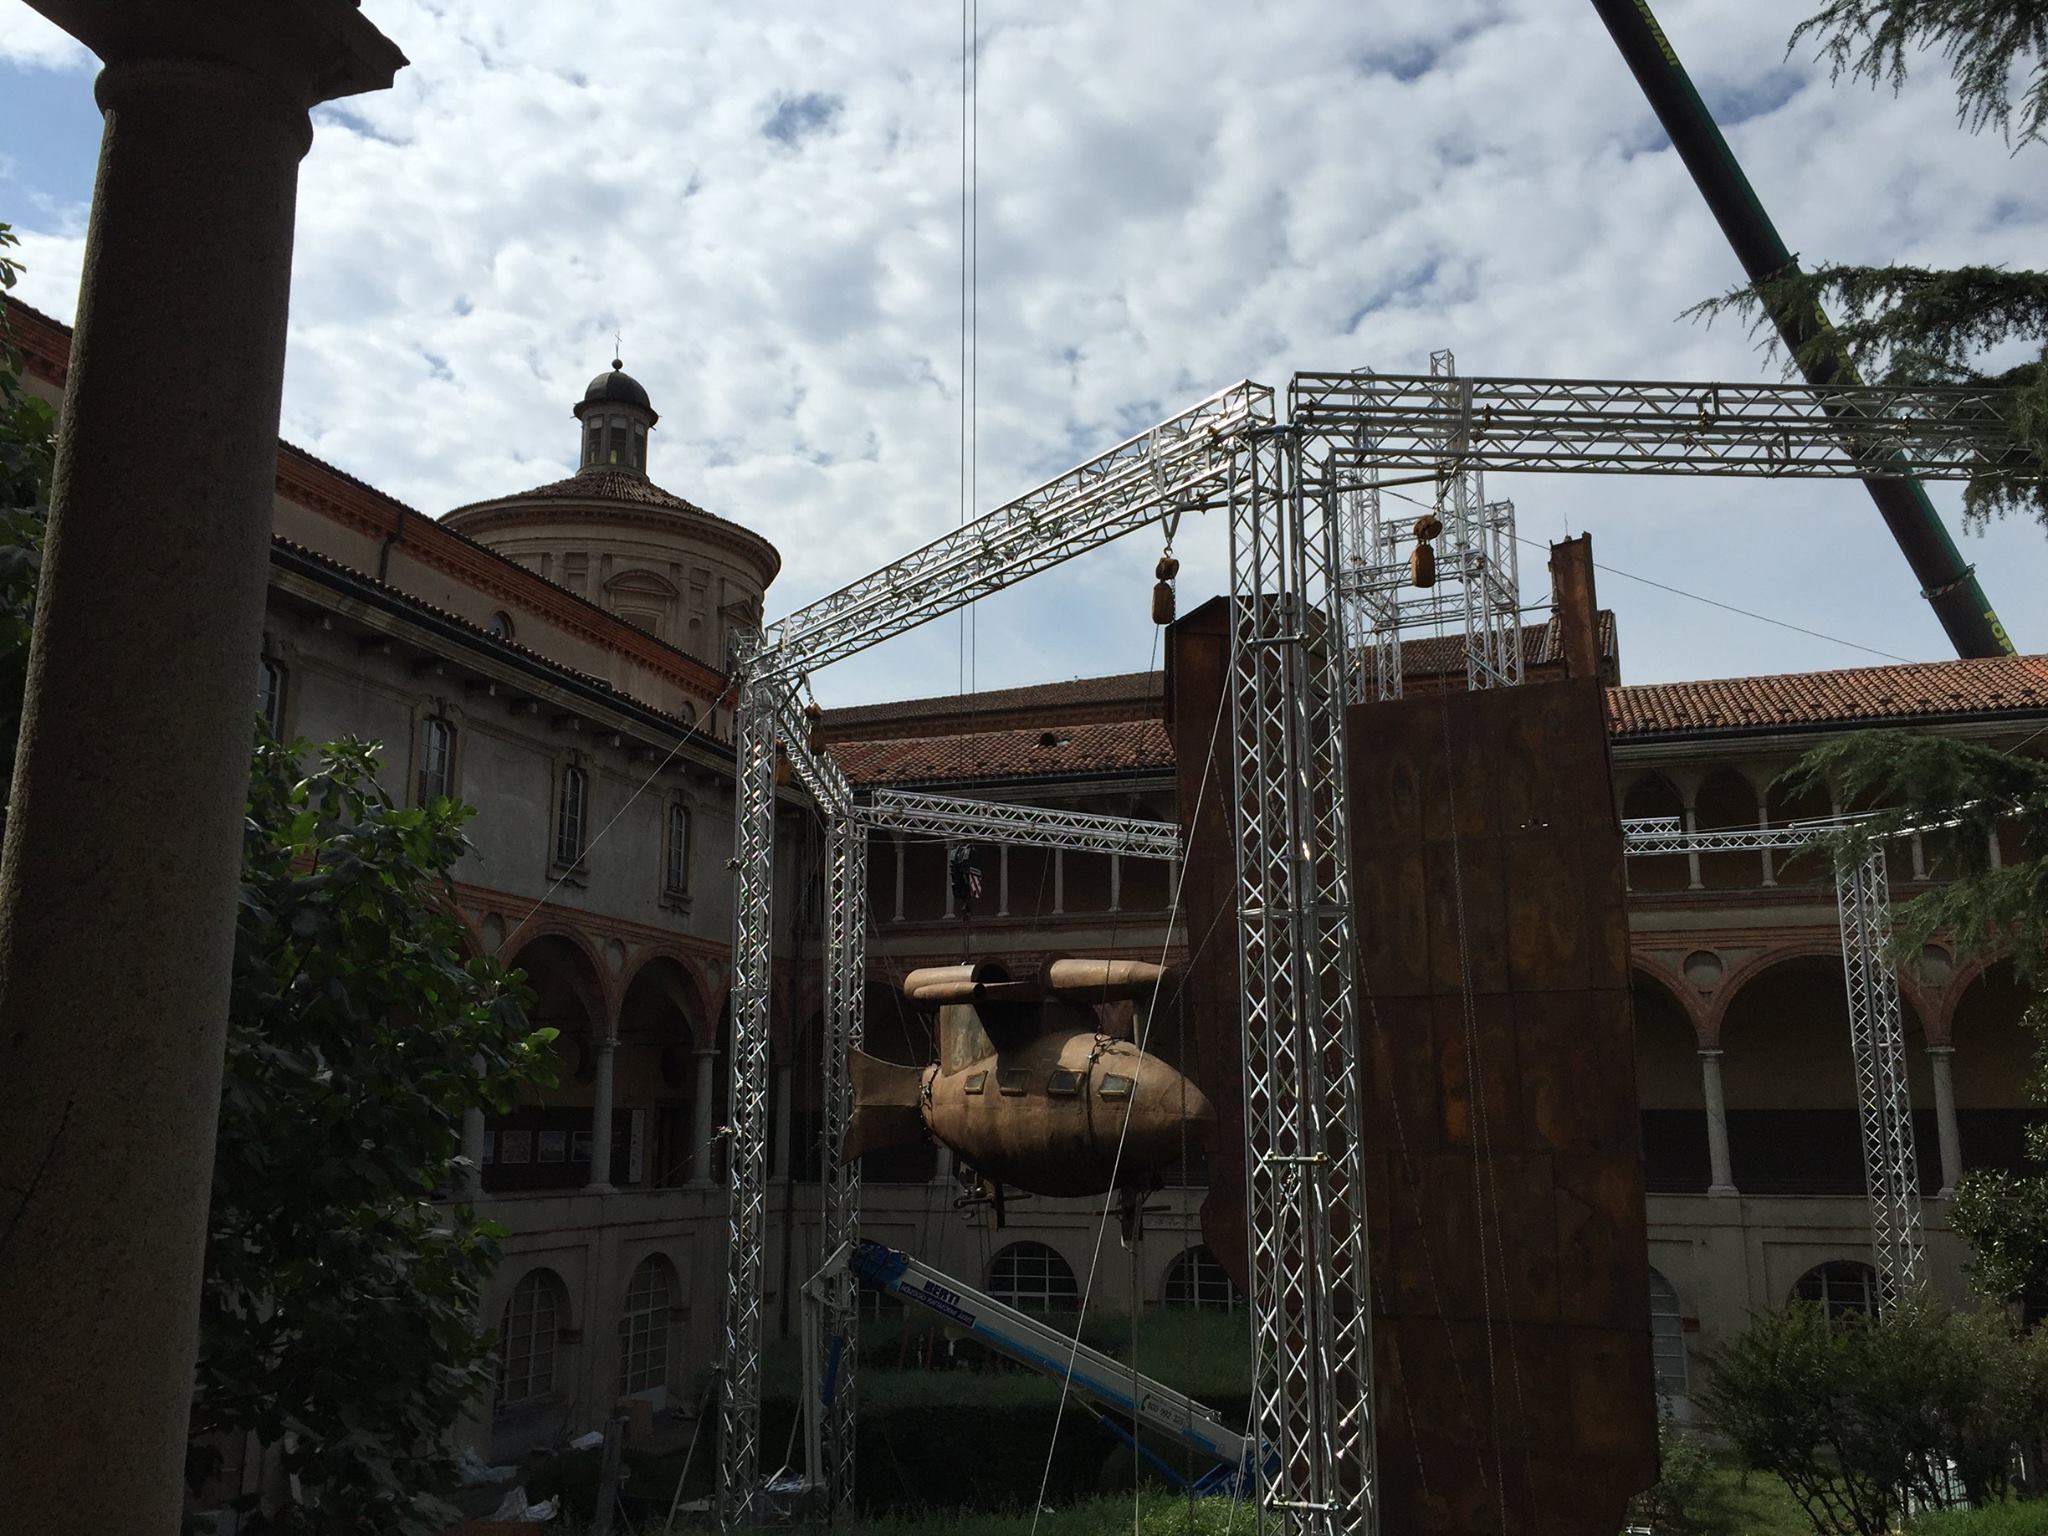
left=997, top=845, right=1009, bottom=918
left=1052, top=849, right=1065, bottom=914
left=587, top=1036, right=617, bottom=1192
left=1928, top=1045, right=1963, bottom=1197
left=0, top=59, right=314, bottom=1532
left=692, top=1049, right=719, bottom=1184
left=1699, top=1049, right=1737, bottom=1197
left=892, top=837, right=905, bottom=922
left=1109, top=853, right=1122, bottom=912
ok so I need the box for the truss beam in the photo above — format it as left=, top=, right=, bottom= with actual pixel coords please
left=1228, top=427, right=1377, bottom=1534
left=717, top=673, right=780, bottom=1527
left=858, top=788, right=1183, bottom=859
left=752, top=380, right=1275, bottom=681
left=1292, top=372, right=2018, bottom=479
left=817, top=813, right=868, bottom=1517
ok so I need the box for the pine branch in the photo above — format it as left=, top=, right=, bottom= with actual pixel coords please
left=1791, top=0, right=2048, bottom=147
left=1687, top=263, right=2048, bottom=528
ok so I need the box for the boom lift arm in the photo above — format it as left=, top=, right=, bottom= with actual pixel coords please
left=799, top=1240, right=1257, bottom=1500
left=1590, top=0, right=2013, bottom=659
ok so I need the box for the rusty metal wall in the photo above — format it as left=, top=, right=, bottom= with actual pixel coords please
left=1170, top=594, right=1657, bottom=1535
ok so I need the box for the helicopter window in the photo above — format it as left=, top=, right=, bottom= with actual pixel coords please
left=1046, top=1070, right=1083, bottom=1097
left=997, top=1068, right=1031, bottom=1096
left=964, top=1072, right=988, bottom=1095
left=1099, top=1074, right=1134, bottom=1101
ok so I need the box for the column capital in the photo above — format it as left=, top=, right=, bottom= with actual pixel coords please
left=30, top=0, right=406, bottom=109
left=1924, top=1043, right=1956, bottom=1057
left=1696, top=1047, right=1723, bottom=1059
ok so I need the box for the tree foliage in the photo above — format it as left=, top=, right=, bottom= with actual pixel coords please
left=188, top=735, right=556, bottom=1533
left=1790, top=0, right=2048, bottom=147
left=1687, top=6, right=2048, bottom=529
left=0, top=221, right=57, bottom=810
left=1701, top=1298, right=2048, bottom=1535
left=2, top=218, right=555, bottom=1532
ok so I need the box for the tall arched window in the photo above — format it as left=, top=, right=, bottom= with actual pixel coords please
left=256, top=656, right=286, bottom=736
left=496, top=1269, right=565, bottom=1410
left=417, top=716, right=455, bottom=805
left=555, top=764, right=588, bottom=868
left=666, top=802, right=692, bottom=896
left=1792, top=1260, right=1877, bottom=1321
left=1647, top=1268, right=1688, bottom=1398
left=1162, top=1245, right=1242, bottom=1311
left=987, top=1242, right=1079, bottom=1311
left=618, top=1255, right=675, bottom=1398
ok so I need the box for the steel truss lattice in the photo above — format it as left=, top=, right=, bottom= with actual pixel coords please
left=1227, top=427, right=1377, bottom=1534
left=858, top=788, right=1183, bottom=859
left=1323, top=351, right=1521, bottom=703
left=818, top=813, right=868, bottom=1516
left=716, top=365, right=2012, bottom=1529
left=1622, top=816, right=1925, bottom=1304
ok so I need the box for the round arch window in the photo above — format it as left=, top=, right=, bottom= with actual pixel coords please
left=489, top=611, right=515, bottom=642
left=1791, top=1259, right=1877, bottom=1321
left=987, top=1241, right=1079, bottom=1311
left=495, top=1268, right=566, bottom=1410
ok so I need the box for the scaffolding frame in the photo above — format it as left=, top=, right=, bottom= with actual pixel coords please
left=1326, top=352, right=1522, bottom=703
left=718, top=369, right=2011, bottom=1531
left=1621, top=815, right=1925, bottom=1309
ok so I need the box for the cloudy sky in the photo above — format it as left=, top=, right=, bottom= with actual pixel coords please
left=3, top=1, right=2044, bottom=705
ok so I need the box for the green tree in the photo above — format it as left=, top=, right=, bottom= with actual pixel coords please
left=1701, top=1297, right=2048, bottom=1535
left=2, top=222, right=555, bottom=1532
left=1690, top=5, right=2048, bottom=528
left=1791, top=731, right=2048, bottom=1306
left=192, top=734, right=556, bottom=1533
left=0, top=221, right=57, bottom=810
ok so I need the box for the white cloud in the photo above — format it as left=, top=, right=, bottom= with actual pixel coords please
left=9, top=0, right=2047, bottom=703
left=0, top=8, right=91, bottom=71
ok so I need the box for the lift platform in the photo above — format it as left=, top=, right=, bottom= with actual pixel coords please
left=796, top=1238, right=1256, bottom=1506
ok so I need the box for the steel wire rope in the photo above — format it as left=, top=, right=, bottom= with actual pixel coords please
left=1366, top=477, right=1914, bottom=664
left=1027, top=625, right=1229, bottom=1536
left=1425, top=569, right=1538, bottom=1535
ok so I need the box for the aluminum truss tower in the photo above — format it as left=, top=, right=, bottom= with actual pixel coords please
left=1326, top=352, right=1521, bottom=703
left=1622, top=816, right=1925, bottom=1307
left=1228, top=426, right=1377, bottom=1533
left=717, top=366, right=2010, bottom=1530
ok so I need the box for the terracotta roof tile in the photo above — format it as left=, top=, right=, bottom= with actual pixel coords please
left=834, top=719, right=1172, bottom=787
left=1606, top=655, right=2048, bottom=738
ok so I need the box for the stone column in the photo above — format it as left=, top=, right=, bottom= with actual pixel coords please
left=460, top=1095, right=487, bottom=1202
left=1109, top=853, right=1123, bottom=913
left=1757, top=799, right=1776, bottom=887
left=691, top=1048, right=719, bottom=1184
left=1682, top=795, right=1703, bottom=891
left=1699, top=1049, right=1737, bottom=1197
left=771, top=1060, right=793, bottom=1179
left=0, top=10, right=404, bottom=1533
left=586, top=1034, right=617, bottom=1193
left=892, top=835, right=905, bottom=922
left=1052, top=849, right=1065, bottom=914
left=997, top=845, right=1010, bottom=918
left=1927, top=1045, right=1963, bottom=1197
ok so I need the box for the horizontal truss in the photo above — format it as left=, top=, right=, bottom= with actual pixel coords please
left=858, top=788, right=1183, bottom=859
left=1292, top=372, right=2018, bottom=479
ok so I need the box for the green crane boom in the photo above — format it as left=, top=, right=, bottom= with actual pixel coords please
left=1590, top=0, right=2014, bottom=659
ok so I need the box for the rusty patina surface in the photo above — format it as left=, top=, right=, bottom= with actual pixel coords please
left=1168, top=565, right=1656, bottom=1534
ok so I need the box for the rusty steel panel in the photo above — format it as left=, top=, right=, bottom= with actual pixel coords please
left=1170, top=595, right=1655, bottom=1535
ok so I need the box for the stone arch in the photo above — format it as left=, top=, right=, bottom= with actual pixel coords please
left=1692, top=766, right=1761, bottom=890
left=1943, top=961, right=2036, bottom=1177
left=491, top=932, right=611, bottom=1191
left=619, top=953, right=707, bottom=1189
left=1634, top=966, right=1709, bottom=1194
left=1716, top=951, right=1933, bottom=1196
left=1765, top=767, right=1835, bottom=887
left=1647, top=1266, right=1688, bottom=1400
left=1620, top=771, right=1687, bottom=893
